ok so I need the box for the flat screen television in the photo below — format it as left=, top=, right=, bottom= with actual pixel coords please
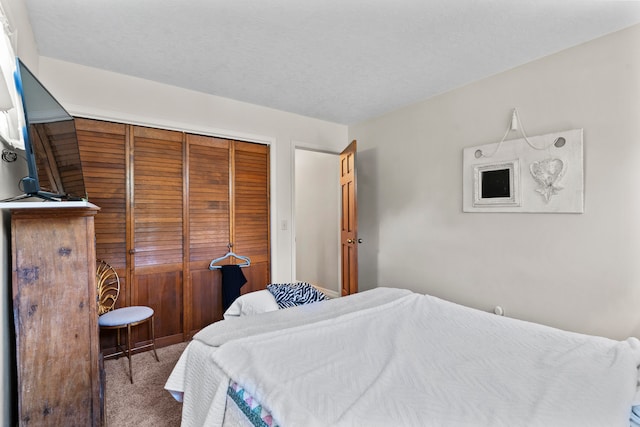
left=2, top=58, right=86, bottom=202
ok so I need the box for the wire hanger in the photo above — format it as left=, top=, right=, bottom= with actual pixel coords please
left=209, top=244, right=251, bottom=270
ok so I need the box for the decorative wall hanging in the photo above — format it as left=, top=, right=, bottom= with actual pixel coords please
left=463, top=112, right=583, bottom=213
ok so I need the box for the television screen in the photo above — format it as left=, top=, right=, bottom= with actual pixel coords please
left=9, top=58, right=86, bottom=201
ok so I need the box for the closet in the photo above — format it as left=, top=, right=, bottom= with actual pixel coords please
left=76, top=118, right=270, bottom=349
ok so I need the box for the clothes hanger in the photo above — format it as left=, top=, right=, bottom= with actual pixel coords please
left=209, top=244, right=251, bottom=270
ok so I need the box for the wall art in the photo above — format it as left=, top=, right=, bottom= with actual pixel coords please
left=463, top=129, right=583, bottom=213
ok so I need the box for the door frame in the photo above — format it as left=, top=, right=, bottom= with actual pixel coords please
left=291, top=142, right=342, bottom=298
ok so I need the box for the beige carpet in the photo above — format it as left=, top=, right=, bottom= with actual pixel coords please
left=104, top=341, right=188, bottom=426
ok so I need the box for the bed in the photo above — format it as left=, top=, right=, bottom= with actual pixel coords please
left=165, top=287, right=640, bottom=427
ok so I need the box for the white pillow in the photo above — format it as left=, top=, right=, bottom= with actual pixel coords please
left=223, top=290, right=280, bottom=319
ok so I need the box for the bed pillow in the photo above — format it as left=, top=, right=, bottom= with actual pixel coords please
left=266, top=282, right=328, bottom=308
left=223, top=290, right=280, bottom=319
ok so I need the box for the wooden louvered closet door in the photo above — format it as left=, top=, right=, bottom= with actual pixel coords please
left=186, top=135, right=230, bottom=334
left=233, top=141, right=270, bottom=295
left=187, top=138, right=271, bottom=335
left=131, top=126, right=184, bottom=346
left=76, top=119, right=128, bottom=352
left=77, top=118, right=270, bottom=348
left=76, top=119, right=127, bottom=269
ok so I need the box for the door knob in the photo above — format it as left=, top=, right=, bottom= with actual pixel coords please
left=347, top=239, right=354, bottom=244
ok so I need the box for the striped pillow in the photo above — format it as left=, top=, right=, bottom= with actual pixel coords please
left=266, top=283, right=328, bottom=308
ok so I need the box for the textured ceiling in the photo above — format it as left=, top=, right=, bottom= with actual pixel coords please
left=24, top=0, right=640, bottom=124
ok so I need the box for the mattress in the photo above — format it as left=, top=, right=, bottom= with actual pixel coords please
left=166, top=287, right=640, bottom=427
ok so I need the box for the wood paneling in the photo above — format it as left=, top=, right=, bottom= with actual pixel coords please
left=134, top=270, right=183, bottom=346
left=76, top=119, right=127, bottom=270
left=132, top=127, right=184, bottom=267
left=187, top=134, right=230, bottom=333
left=185, top=138, right=270, bottom=334
left=131, top=126, right=184, bottom=345
left=234, top=141, right=270, bottom=264
left=187, top=135, right=230, bottom=264
left=241, top=262, right=270, bottom=295
left=189, top=269, right=223, bottom=331
left=31, top=119, right=85, bottom=198
left=76, top=119, right=128, bottom=352
left=233, top=141, right=270, bottom=296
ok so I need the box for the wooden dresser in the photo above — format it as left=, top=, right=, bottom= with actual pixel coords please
left=8, top=202, right=102, bottom=426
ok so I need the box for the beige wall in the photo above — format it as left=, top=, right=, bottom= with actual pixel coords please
left=350, top=24, right=640, bottom=340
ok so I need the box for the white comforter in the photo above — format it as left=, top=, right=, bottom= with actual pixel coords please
left=166, top=287, right=412, bottom=426
left=167, top=288, right=640, bottom=427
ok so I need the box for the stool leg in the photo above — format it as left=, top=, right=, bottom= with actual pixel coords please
left=127, top=323, right=133, bottom=384
left=116, top=328, right=121, bottom=359
left=150, top=315, right=159, bottom=362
